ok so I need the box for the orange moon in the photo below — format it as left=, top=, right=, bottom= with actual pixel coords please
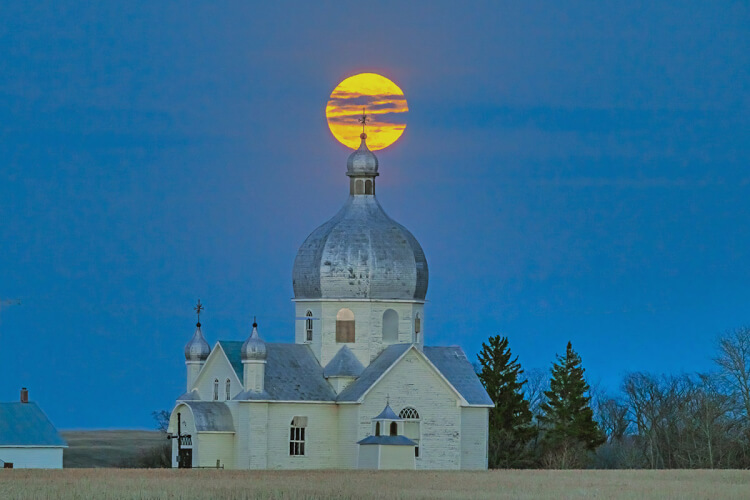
left=325, top=73, right=408, bottom=151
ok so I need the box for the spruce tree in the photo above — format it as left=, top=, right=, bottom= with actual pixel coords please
left=477, top=335, right=534, bottom=468
left=539, top=341, right=604, bottom=466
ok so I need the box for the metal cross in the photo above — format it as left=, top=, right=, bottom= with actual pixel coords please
left=358, top=107, right=369, bottom=134
left=194, top=300, right=204, bottom=323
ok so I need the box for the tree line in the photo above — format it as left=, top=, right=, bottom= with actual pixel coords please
left=477, top=326, right=750, bottom=469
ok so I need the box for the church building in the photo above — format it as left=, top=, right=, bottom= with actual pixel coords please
left=169, top=130, right=493, bottom=470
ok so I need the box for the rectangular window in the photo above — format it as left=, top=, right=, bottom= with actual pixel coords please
left=290, top=417, right=307, bottom=456
left=336, top=320, right=355, bottom=343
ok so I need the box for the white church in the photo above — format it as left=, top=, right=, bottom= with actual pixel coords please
left=169, top=131, right=493, bottom=470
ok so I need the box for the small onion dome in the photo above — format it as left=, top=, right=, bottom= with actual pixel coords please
left=184, top=322, right=211, bottom=362
left=241, top=320, right=267, bottom=361
left=346, top=133, right=378, bottom=176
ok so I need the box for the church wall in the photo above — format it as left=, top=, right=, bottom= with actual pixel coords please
left=359, top=349, right=462, bottom=470
left=193, top=347, right=242, bottom=400
left=265, top=403, right=340, bottom=469
left=379, top=445, right=415, bottom=470
left=337, top=404, right=359, bottom=467
left=356, top=445, right=378, bottom=469
left=296, top=301, right=423, bottom=368
left=246, top=402, right=269, bottom=469
left=460, top=407, right=489, bottom=470
left=196, top=433, right=234, bottom=469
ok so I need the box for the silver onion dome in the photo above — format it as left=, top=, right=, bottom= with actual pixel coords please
left=184, top=323, right=211, bottom=362
left=346, top=133, right=379, bottom=176
left=241, top=320, right=267, bottom=361
left=293, top=138, right=428, bottom=301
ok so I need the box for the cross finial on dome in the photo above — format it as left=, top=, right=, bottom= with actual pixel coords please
left=194, top=299, right=204, bottom=327
left=358, top=107, right=369, bottom=137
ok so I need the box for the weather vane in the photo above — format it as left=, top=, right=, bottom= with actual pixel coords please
left=358, top=107, right=369, bottom=134
left=194, top=299, right=204, bottom=324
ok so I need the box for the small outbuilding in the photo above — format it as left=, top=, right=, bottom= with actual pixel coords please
left=0, top=388, right=67, bottom=469
left=357, top=402, right=416, bottom=470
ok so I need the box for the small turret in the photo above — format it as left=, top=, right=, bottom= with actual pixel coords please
left=184, top=300, right=210, bottom=391
left=242, top=318, right=267, bottom=392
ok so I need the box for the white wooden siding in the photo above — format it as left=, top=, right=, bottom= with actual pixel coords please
left=192, top=345, right=243, bottom=399
left=0, top=447, right=63, bottom=469
left=460, top=407, right=489, bottom=469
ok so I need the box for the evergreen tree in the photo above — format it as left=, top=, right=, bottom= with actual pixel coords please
left=539, top=341, right=605, bottom=466
left=477, top=335, right=535, bottom=467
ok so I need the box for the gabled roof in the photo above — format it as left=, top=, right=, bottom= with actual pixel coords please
left=423, top=347, right=494, bottom=406
left=177, top=402, right=235, bottom=432
left=323, top=346, right=364, bottom=378
left=337, top=344, right=410, bottom=402
left=0, top=402, right=67, bottom=447
left=225, top=342, right=337, bottom=402
left=357, top=435, right=417, bottom=446
left=218, top=341, right=244, bottom=381
left=337, top=344, right=493, bottom=406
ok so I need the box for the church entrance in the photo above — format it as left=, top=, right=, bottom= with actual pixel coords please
left=178, top=448, right=193, bottom=469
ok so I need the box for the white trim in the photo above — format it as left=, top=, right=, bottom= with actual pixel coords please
left=292, top=298, right=426, bottom=304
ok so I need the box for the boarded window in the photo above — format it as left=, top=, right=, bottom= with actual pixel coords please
left=305, top=310, right=313, bottom=342
left=355, top=179, right=364, bottom=194
left=290, top=417, right=307, bottom=456
left=383, top=309, right=398, bottom=342
left=365, top=179, right=373, bottom=194
left=415, top=314, right=421, bottom=334
left=336, top=308, right=355, bottom=343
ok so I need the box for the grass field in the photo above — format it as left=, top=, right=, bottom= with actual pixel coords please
left=61, top=430, right=165, bottom=468
left=1, top=469, right=749, bottom=499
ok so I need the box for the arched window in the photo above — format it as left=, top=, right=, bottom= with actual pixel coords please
left=213, top=379, right=219, bottom=401
left=400, top=407, right=421, bottom=457
left=225, top=379, right=231, bottom=401
left=336, top=308, right=355, bottom=343
left=289, top=416, right=307, bottom=456
left=375, top=422, right=381, bottom=436
left=305, top=310, right=313, bottom=342
left=414, top=313, right=422, bottom=343
left=383, top=309, right=398, bottom=342
left=390, top=422, right=398, bottom=436
left=355, top=179, right=364, bottom=194
left=365, top=179, right=373, bottom=194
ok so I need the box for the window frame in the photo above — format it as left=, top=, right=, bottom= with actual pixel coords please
left=225, top=378, right=231, bottom=401
left=399, top=407, right=421, bottom=458
left=213, top=379, right=219, bottom=401
left=289, top=416, right=307, bottom=457
left=305, top=310, right=313, bottom=342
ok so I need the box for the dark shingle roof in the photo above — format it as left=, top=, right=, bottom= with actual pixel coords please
left=225, top=342, right=337, bottom=402
left=0, top=402, right=67, bottom=447
left=357, top=435, right=417, bottom=446
left=324, top=346, right=364, bottom=378
left=423, top=346, right=494, bottom=406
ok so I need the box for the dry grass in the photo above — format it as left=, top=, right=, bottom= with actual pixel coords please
left=1, top=469, right=749, bottom=500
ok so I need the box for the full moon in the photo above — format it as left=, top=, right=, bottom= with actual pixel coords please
left=325, top=73, right=408, bottom=151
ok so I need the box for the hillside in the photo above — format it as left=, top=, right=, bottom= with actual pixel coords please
left=61, top=430, right=168, bottom=468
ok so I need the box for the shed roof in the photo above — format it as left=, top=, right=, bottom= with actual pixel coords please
left=0, top=402, right=67, bottom=447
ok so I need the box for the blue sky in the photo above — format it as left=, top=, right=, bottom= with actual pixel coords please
left=1, top=2, right=748, bottom=428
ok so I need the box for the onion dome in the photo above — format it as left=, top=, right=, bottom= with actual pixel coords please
left=346, top=133, right=379, bottom=176
left=293, top=136, right=428, bottom=300
left=184, top=323, right=211, bottom=362
left=241, top=319, right=267, bottom=361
